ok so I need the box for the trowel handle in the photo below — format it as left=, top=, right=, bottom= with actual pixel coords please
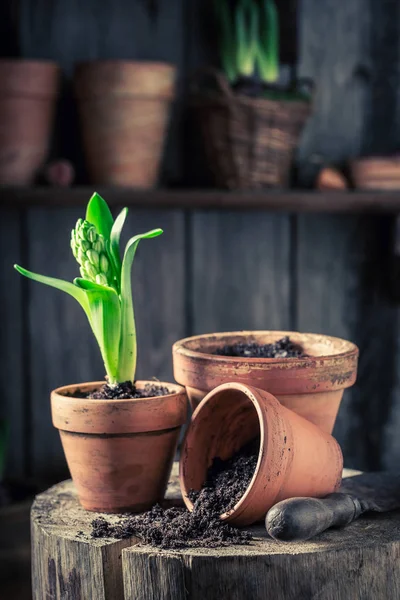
left=265, top=493, right=363, bottom=542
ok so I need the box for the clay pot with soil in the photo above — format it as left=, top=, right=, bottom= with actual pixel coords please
left=0, top=59, right=59, bottom=185
left=180, top=382, right=343, bottom=527
left=74, top=61, right=176, bottom=188
left=15, top=192, right=187, bottom=512
left=52, top=380, right=186, bottom=512
left=173, top=331, right=359, bottom=433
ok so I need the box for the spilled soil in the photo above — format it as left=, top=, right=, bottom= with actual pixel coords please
left=214, top=336, right=306, bottom=359
left=91, top=439, right=259, bottom=549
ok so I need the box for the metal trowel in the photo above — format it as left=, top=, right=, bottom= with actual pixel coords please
left=265, top=472, right=400, bottom=542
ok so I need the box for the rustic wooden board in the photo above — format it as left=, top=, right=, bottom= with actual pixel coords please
left=296, top=214, right=396, bottom=471
left=31, top=469, right=400, bottom=600
left=18, top=0, right=184, bottom=183
left=0, top=210, right=25, bottom=478
left=191, top=211, right=292, bottom=334
left=31, top=485, right=134, bottom=600
left=297, top=0, right=368, bottom=185
left=361, top=0, right=400, bottom=156
left=123, top=518, right=400, bottom=600
left=6, top=188, right=400, bottom=212
left=26, top=207, right=185, bottom=480
left=30, top=464, right=181, bottom=600
left=125, top=209, right=186, bottom=383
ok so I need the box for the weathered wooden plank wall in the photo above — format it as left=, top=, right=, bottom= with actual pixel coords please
left=297, top=0, right=400, bottom=471
left=1, top=0, right=400, bottom=483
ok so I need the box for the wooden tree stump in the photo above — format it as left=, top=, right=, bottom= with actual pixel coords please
left=31, top=467, right=400, bottom=600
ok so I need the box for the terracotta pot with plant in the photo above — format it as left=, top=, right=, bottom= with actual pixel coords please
left=15, top=193, right=187, bottom=513
left=0, top=59, right=59, bottom=185
left=192, top=0, right=312, bottom=189
left=74, top=61, right=176, bottom=188
left=173, top=331, right=358, bottom=434
left=180, top=382, right=343, bottom=527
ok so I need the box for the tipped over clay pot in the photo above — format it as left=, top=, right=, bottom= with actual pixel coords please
left=51, top=381, right=187, bottom=513
left=173, top=331, right=359, bottom=433
left=180, top=382, right=343, bottom=527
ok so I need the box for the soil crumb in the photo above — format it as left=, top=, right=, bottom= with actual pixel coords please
left=91, top=439, right=259, bottom=549
left=215, top=336, right=306, bottom=359
left=70, top=381, right=171, bottom=400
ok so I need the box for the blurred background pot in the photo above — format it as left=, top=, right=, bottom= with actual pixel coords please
left=173, top=331, right=359, bottom=434
left=180, top=382, right=343, bottom=527
left=350, top=156, right=400, bottom=190
left=0, top=59, right=59, bottom=185
left=51, top=380, right=187, bottom=513
left=74, top=60, right=176, bottom=188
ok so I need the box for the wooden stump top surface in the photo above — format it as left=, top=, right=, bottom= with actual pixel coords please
left=31, top=466, right=400, bottom=600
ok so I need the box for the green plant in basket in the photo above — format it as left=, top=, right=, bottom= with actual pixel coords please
left=14, top=193, right=162, bottom=385
left=215, top=0, right=311, bottom=100
left=216, top=0, right=277, bottom=85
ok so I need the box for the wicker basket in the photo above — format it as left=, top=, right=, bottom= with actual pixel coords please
left=192, top=69, right=312, bottom=189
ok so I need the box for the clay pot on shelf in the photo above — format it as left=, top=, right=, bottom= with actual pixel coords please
left=173, top=331, right=359, bottom=434
left=51, top=381, right=187, bottom=513
left=350, top=156, right=400, bottom=190
left=316, top=166, right=349, bottom=190
left=180, top=382, right=343, bottom=527
left=0, top=59, right=60, bottom=185
left=74, top=61, right=177, bottom=188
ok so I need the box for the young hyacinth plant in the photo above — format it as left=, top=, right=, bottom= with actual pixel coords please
left=14, top=193, right=163, bottom=386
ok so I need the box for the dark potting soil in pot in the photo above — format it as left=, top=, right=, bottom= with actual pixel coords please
left=70, top=381, right=171, bottom=400
left=91, top=439, right=259, bottom=549
left=214, top=335, right=306, bottom=359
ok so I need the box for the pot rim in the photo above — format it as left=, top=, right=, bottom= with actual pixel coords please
left=179, top=382, right=290, bottom=523
left=74, top=59, right=176, bottom=71
left=173, top=330, right=359, bottom=365
left=0, top=58, right=60, bottom=69
left=51, top=380, right=188, bottom=434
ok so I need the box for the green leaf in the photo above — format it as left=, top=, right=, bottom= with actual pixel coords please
left=86, top=192, right=114, bottom=241
left=14, top=265, right=91, bottom=317
left=117, top=228, right=163, bottom=382
left=258, top=0, right=279, bottom=83
left=75, top=278, right=121, bottom=384
left=236, top=0, right=258, bottom=77
left=110, top=207, right=128, bottom=281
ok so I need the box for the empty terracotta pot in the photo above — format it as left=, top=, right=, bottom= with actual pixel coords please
left=180, top=382, right=343, bottom=527
left=74, top=60, right=176, bottom=188
left=0, top=59, right=59, bottom=185
left=173, top=331, right=359, bottom=434
left=350, top=156, right=400, bottom=190
left=51, top=381, right=187, bottom=513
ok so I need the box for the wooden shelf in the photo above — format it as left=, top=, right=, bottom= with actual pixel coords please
left=2, top=186, right=400, bottom=213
